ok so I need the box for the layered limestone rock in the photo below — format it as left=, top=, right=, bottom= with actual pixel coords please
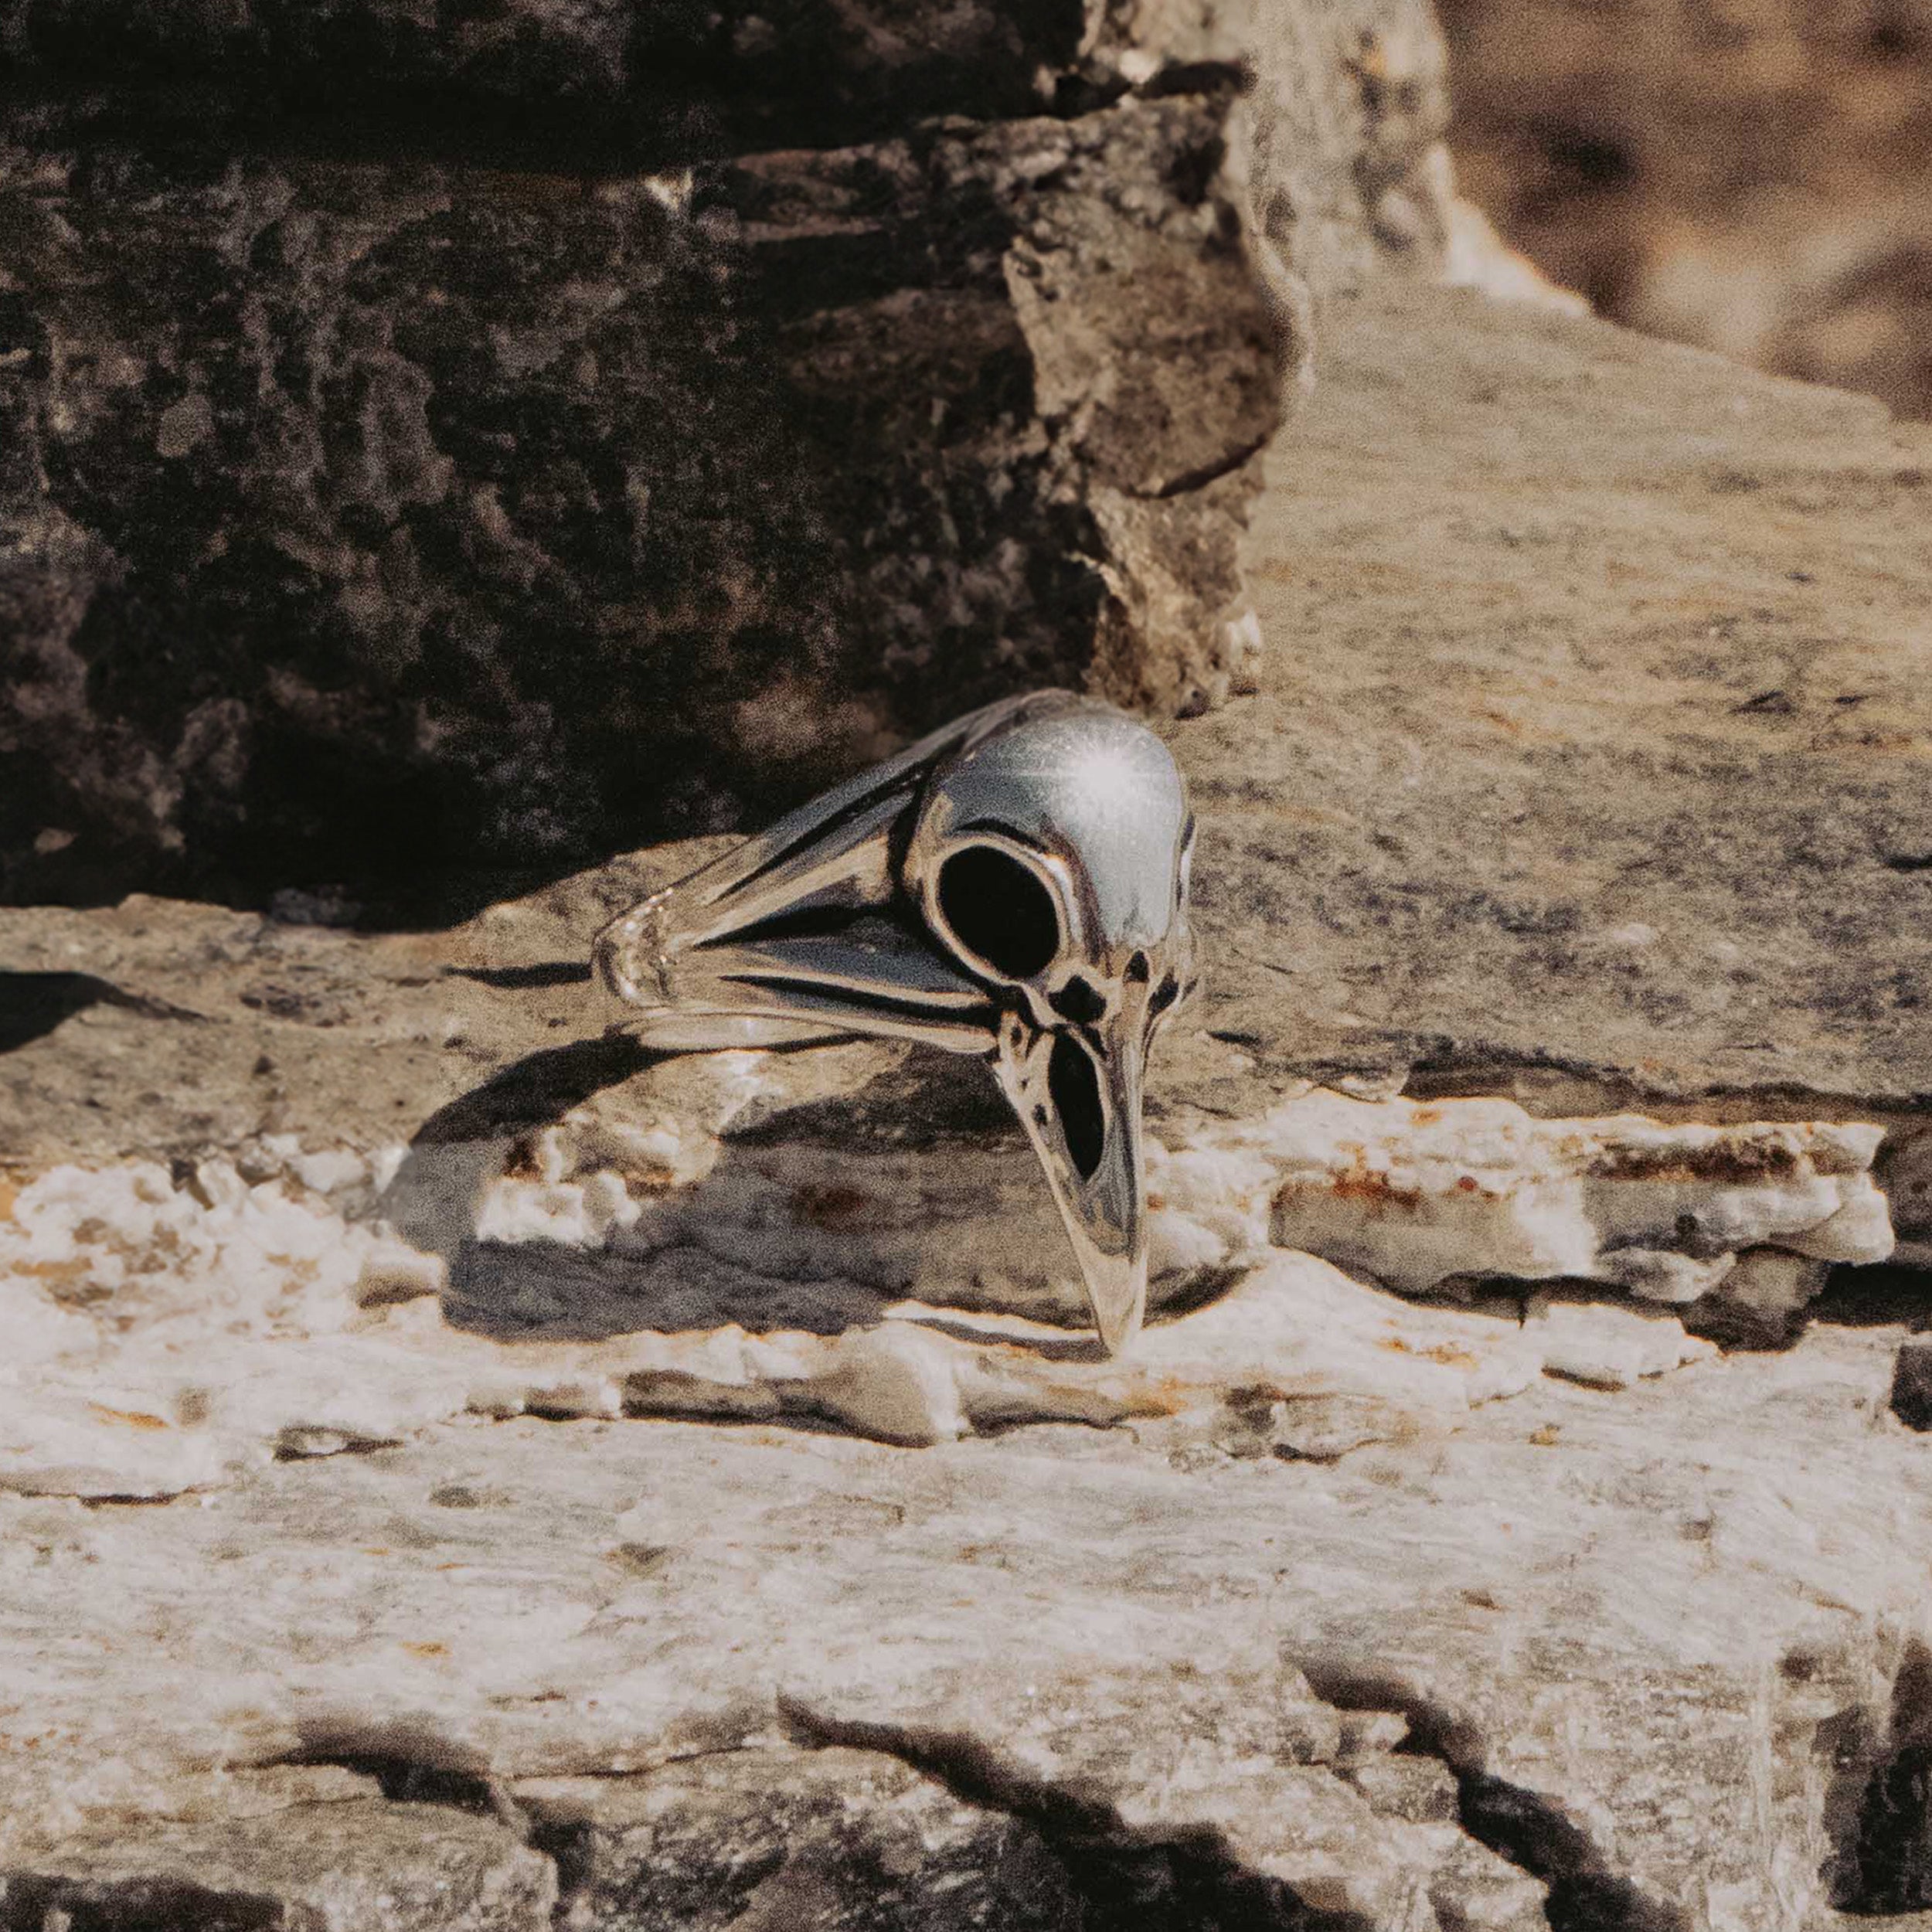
left=7, top=283, right=1932, bottom=1924
left=0, top=0, right=1458, bottom=913
left=5, top=1087, right=1859, bottom=1488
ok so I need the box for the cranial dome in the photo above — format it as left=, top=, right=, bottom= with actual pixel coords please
left=923, top=705, right=1189, bottom=952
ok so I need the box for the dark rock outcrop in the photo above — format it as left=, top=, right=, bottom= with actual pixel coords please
left=2, top=94, right=1275, bottom=910
left=0, top=0, right=1452, bottom=917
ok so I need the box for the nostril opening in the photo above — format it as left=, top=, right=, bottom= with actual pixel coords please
left=1148, top=974, right=1180, bottom=1017
left=1049, top=975, right=1107, bottom=1025
left=1124, top=952, right=1150, bottom=985
left=1048, top=1035, right=1106, bottom=1180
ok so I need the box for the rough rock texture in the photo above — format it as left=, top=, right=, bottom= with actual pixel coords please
left=0, top=92, right=1275, bottom=913
left=1216, top=284, right=1932, bottom=1106
left=1440, top=0, right=1932, bottom=420
left=0, top=0, right=1447, bottom=169
left=8, top=284, right=1932, bottom=1925
left=1243, top=0, right=1455, bottom=310
left=0, top=0, right=1459, bottom=914
left=0, top=1787, right=560, bottom=1931
left=518, top=1747, right=1089, bottom=1930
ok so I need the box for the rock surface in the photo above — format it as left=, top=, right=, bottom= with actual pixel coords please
left=6, top=282, right=1932, bottom=1926
left=2, top=1788, right=560, bottom=1932
left=1441, top=0, right=1932, bottom=420
left=0, top=90, right=1276, bottom=914
left=0, top=0, right=1459, bottom=914
left=1213, top=282, right=1932, bottom=1117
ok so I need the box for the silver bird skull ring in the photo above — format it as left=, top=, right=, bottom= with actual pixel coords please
left=593, top=691, right=1197, bottom=1354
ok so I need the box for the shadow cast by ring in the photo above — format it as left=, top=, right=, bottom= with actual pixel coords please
left=378, top=1022, right=1155, bottom=1354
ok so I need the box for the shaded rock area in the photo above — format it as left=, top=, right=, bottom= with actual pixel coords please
left=1893, top=1336, right=1932, bottom=1430
left=6, top=280, right=1932, bottom=1925
left=0, top=1786, right=560, bottom=1932
left=0, top=0, right=1458, bottom=916
left=1440, top=0, right=1932, bottom=420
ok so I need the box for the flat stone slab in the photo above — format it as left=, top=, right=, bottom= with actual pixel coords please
left=1206, top=280, right=1932, bottom=1117
left=2, top=1315, right=1927, bottom=1927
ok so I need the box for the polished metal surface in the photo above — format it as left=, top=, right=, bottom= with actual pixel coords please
left=594, top=690, right=1196, bottom=1353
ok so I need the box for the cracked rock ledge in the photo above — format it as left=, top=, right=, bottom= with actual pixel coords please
left=6, top=282, right=1932, bottom=1929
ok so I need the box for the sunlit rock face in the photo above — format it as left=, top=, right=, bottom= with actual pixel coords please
left=5, top=1083, right=1863, bottom=1483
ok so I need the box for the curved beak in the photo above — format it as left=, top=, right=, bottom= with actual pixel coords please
left=994, top=1013, right=1148, bottom=1355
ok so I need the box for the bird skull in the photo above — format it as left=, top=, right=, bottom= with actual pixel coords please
left=903, top=702, right=1196, bottom=1351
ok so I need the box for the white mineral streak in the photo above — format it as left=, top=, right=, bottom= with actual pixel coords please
left=1148, top=1090, right=1892, bottom=1304
left=466, top=1088, right=1890, bottom=1325
left=0, top=1142, right=1544, bottom=1483
left=0, top=1085, right=1890, bottom=1492
left=1521, top=1292, right=1714, bottom=1389
left=0, top=1155, right=459, bottom=1496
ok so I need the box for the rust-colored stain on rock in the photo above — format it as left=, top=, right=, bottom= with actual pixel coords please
left=1315, top=1155, right=1426, bottom=1210
left=1379, top=1337, right=1479, bottom=1369
left=86, top=1403, right=169, bottom=1430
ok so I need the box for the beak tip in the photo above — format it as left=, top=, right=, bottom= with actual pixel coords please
left=1086, top=1258, right=1148, bottom=1358
left=991, top=1028, right=1150, bottom=1359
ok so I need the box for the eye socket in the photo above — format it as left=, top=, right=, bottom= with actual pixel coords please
left=936, top=845, right=1061, bottom=981
left=1048, top=1035, right=1106, bottom=1180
